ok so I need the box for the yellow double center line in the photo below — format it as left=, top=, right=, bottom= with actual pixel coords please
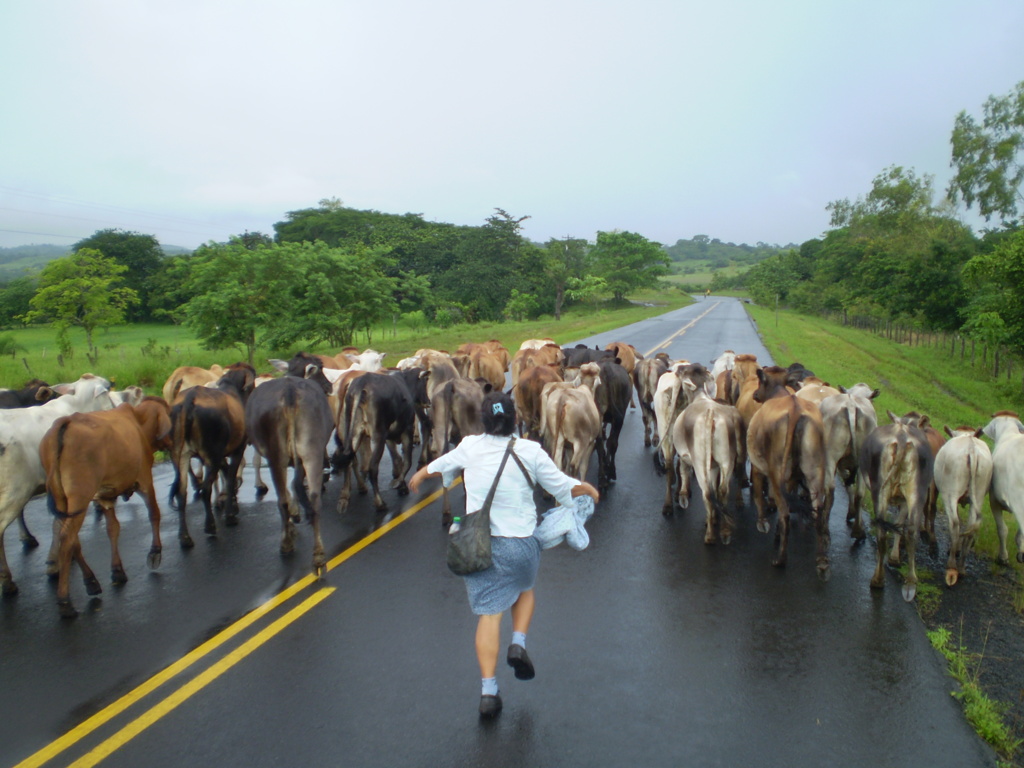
left=16, top=486, right=448, bottom=768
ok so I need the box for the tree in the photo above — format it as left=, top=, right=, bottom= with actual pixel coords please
left=948, top=81, right=1024, bottom=225
left=962, top=227, right=1024, bottom=356
left=543, top=237, right=590, bottom=319
left=73, top=229, right=164, bottom=322
left=590, top=231, right=670, bottom=302
left=22, top=248, right=139, bottom=362
left=0, top=276, right=37, bottom=328
left=183, top=242, right=301, bottom=365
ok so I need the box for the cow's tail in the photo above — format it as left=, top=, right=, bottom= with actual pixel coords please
left=168, top=395, right=194, bottom=508
left=780, top=402, right=801, bottom=484
left=332, top=387, right=365, bottom=471
left=847, top=404, right=859, bottom=473
left=703, top=409, right=715, bottom=485
left=46, top=419, right=73, bottom=519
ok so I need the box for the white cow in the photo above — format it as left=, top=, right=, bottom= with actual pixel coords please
left=0, top=374, right=114, bottom=595
left=652, top=360, right=691, bottom=474
left=982, top=412, right=1024, bottom=566
left=817, top=383, right=879, bottom=539
left=669, top=388, right=744, bottom=544
left=934, top=426, right=993, bottom=586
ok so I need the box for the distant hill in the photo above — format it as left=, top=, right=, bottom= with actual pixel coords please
left=664, top=236, right=794, bottom=267
left=0, top=243, right=192, bottom=282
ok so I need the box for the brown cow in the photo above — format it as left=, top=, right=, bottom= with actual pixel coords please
left=746, top=366, right=829, bottom=578
left=604, top=341, right=642, bottom=375
left=511, top=343, right=563, bottom=388
left=41, top=397, right=172, bottom=618
left=514, top=362, right=564, bottom=442
left=161, top=365, right=225, bottom=404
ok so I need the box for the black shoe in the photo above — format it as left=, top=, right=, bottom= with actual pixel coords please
left=507, top=643, right=535, bottom=680
left=479, top=693, right=503, bottom=719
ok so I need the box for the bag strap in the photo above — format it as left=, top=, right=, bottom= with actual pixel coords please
left=508, top=443, right=535, bottom=491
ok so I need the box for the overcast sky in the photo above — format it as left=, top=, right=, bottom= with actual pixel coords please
left=1, top=1, right=1021, bottom=252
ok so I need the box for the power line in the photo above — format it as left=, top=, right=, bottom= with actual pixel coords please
left=0, top=228, right=80, bottom=240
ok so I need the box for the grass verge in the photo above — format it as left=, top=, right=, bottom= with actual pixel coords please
left=928, top=625, right=1022, bottom=763
left=747, top=302, right=1024, bottom=762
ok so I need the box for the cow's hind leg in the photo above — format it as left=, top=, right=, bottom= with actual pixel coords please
left=98, top=501, right=128, bottom=585
left=769, top=473, right=790, bottom=568
left=17, top=511, right=38, bottom=549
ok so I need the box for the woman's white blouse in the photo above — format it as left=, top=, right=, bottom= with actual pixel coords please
left=427, top=434, right=577, bottom=538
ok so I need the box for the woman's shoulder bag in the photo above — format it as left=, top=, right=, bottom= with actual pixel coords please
left=446, top=438, right=517, bottom=576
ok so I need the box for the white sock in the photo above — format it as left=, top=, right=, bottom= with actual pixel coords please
left=482, top=677, right=499, bottom=696
left=512, top=631, right=527, bottom=649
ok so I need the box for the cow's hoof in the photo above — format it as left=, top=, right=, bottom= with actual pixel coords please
left=396, top=484, right=409, bottom=497
left=111, top=567, right=128, bottom=586
left=817, top=563, right=831, bottom=582
left=2, top=580, right=18, bottom=597
left=21, top=535, right=39, bottom=550
left=374, top=501, right=388, bottom=513
left=997, top=556, right=1010, bottom=567
left=226, top=514, right=239, bottom=527
left=721, top=533, right=732, bottom=546
left=147, top=549, right=162, bottom=570
left=703, top=533, right=716, bottom=545
left=661, top=505, right=673, bottom=517
left=58, top=600, right=78, bottom=619
left=179, top=534, right=195, bottom=549
left=46, top=560, right=58, bottom=578
left=756, top=519, right=770, bottom=534
left=945, top=568, right=959, bottom=587
left=255, top=485, right=269, bottom=498
left=901, top=583, right=917, bottom=602
left=771, top=557, right=786, bottom=568
left=337, top=501, right=350, bottom=515
left=84, top=575, right=103, bottom=595
left=1017, top=552, right=1024, bottom=564
left=870, top=576, right=884, bottom=590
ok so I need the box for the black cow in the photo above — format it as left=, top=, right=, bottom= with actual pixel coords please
left=169, top=363, right=255, bottom=546
left=562, top=344, right=616, bottom=370
left=591, top=359, right=632, bottom=489
left=245, top=353, right=333, bottom=576
left=332, top=372, right=416, bottom=513
left=0, top=379, right=55, bottom=409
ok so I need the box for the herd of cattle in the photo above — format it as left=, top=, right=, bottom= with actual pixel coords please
left=0, top=338, right=1023, bottom=618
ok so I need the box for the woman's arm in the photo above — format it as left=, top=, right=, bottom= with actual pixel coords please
left=571, top=482, right=600, bottom=502
left=408, top=466, right=440, bottom=494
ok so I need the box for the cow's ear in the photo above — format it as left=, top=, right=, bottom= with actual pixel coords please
left=974, top=427, right=985, bottom=439
left=870, top=389, right=880, bottom=399
left=304, top=363, right=321, bottom=379
left=838, top=385, right=847, bottom=394
left=35, top=387, right=54, bottom=402
left=944, top=425, right=954, bottom=438
left=269, top=359, right=288, bottom=373
left=887, top=409, right=899, bottom=424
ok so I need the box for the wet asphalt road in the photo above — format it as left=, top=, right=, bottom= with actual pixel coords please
left=1, top=298, right=997, bottom=768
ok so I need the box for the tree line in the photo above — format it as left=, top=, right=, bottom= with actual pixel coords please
left=713, top=81, right=1024, bottom=377
left=0, top=206, right=670, bottom=365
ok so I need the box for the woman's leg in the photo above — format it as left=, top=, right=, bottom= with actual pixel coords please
left=510, top=589, right=535, bottom=635
left=475, top=613, right=503, bottom=678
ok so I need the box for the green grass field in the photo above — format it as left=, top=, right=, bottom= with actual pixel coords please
left=746, top=303, right=1024, bottom=592
left=0, top=286, right=695, bottom=391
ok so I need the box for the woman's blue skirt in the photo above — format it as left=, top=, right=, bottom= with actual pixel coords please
left=464, top=536, right=541, bottom=615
